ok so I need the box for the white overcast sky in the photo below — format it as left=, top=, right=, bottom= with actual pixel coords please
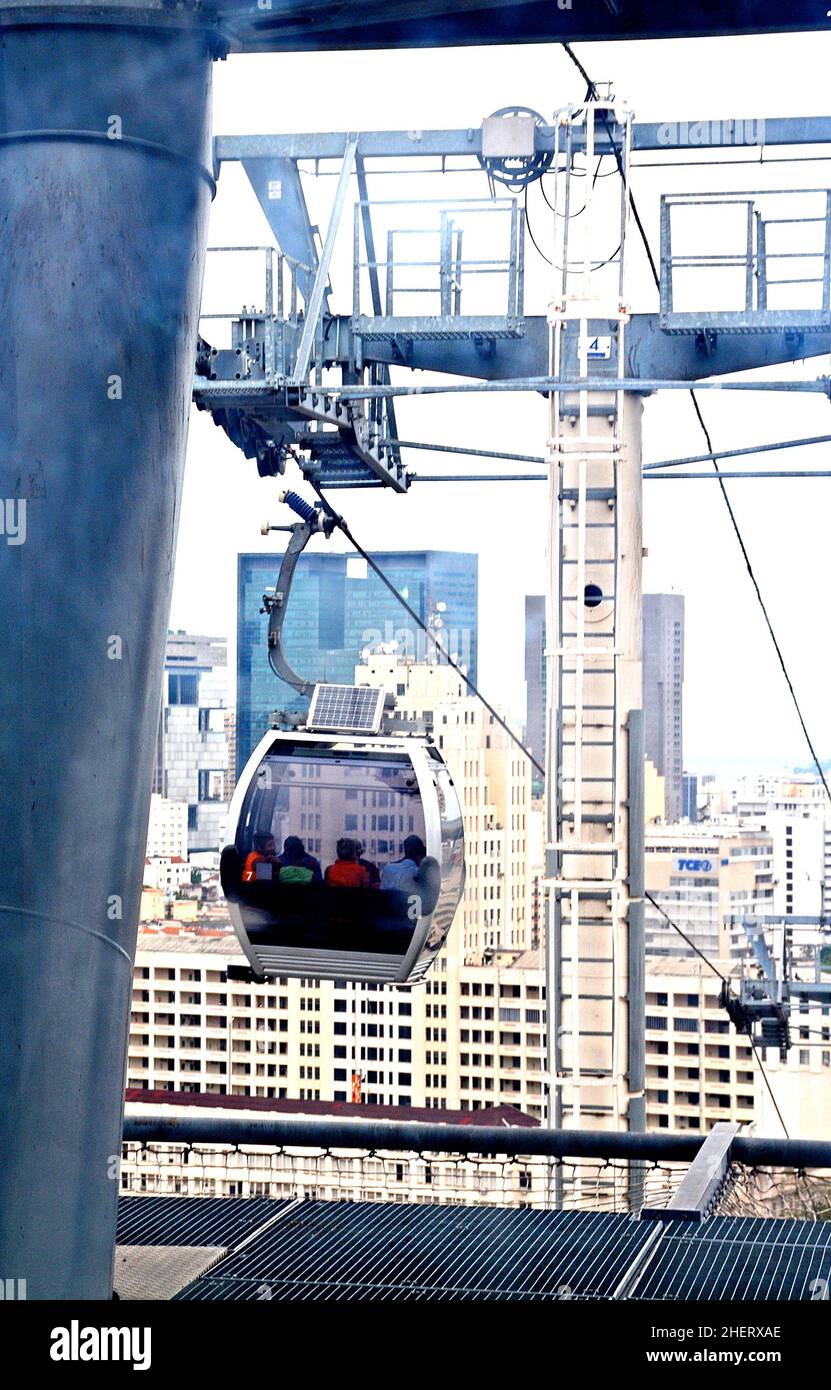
left=170, top=31, right=831, bottom=776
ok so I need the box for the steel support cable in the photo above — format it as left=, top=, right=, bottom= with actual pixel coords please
left=749, top=1036, right=791, bottom=1139
left=643, top=891, right=728, bottom=984
left=562, top=42, right=799, bottom=1138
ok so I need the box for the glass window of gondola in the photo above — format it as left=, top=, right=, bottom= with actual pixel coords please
left=234, top=743, right=429, bottom=956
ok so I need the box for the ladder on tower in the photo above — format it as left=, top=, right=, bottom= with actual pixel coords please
left=544, top=101, right=645, bottom=1142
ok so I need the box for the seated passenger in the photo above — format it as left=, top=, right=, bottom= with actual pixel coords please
left=355, top=840, right=381, bottom=890
left=242, top=832, right=277, bottom=882
left=277, top=835, right=322, bottom=885
left=380, top=835, right=441, bottom=918
left=380, top=835, right=428, bottom=894
left=324, top=838, right=371, bottom=890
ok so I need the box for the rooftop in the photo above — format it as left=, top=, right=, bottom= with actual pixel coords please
left=125, top=1089, right=537, bottom=1128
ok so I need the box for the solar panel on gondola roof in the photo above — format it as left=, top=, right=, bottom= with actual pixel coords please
left=306, top=683, right=385, bottom=734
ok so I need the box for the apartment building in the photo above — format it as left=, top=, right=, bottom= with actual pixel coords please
left=128, top=934, right=423, bottom=1109
left=145, top=794, right=189, bottom=861
left=128, top=931, right=781, bottom=1135
left=152, top=631, right=230, bottom=854
left=643, top=593, right=685, bottom=822
left=644, top=958, right=756, bottom=1133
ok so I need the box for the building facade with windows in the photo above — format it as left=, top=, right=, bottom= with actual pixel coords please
left=128, top=932, right=802, bottom=1136
left=644, top=824, right=774, bottom=960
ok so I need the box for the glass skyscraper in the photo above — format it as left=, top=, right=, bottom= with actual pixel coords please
left=236, top=549, right=478, bottom=776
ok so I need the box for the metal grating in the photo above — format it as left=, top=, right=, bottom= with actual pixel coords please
left=114, top=1245, right=227, bottom=1301
left=175, top=1202, right=653, bottom=1301
left=116, top=1196, right=288, bottom=1249
left=306, top=683, right=385, bottom=734
left=632, top=1215, right=831, bottom=1301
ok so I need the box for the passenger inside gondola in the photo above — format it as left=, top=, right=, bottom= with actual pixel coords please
left=276, top=835, right=322, bottom=885
left=324, top=838, right=371, bottom=890
left=355, top=841, right=381, bottom=889
left=242, top=833, right=278, bottom=882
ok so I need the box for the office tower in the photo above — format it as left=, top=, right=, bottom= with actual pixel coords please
left=236, top=549, right=478, bottom=774
left=152, top=631, right=230, bottom=854
left=524, top=595, right=545, bottom=790
left=682, top=772, right=698, bottom=822
left=644, top=593, right=685, bottom=822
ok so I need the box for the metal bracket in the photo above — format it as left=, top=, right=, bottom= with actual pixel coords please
left=640, top=1121, right=739, bottom=1223
left=261, top=506, right=336, bottom=697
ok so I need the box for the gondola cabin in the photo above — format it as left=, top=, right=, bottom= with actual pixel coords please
left=221, top=688, right=465, bottom=983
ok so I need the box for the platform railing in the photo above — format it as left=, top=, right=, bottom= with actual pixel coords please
left=120, top=1112, right=831, bottom=1219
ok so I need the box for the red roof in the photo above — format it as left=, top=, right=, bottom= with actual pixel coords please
left=125, top=1087, right=538, bottom=1128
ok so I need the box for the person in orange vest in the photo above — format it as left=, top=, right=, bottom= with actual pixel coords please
left=242, top=832, right=278, bottom=883
left=354, top=840, right=381, bottom=890
left=324, top=838, right=371, bottom=890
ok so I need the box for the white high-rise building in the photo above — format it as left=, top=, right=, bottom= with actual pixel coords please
left=153, top=632, right=230, bottom=854
left=127, top=932, right=771, bottom=1133
left=145, top=794, right=189, bottom=861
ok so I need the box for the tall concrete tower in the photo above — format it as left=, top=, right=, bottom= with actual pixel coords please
left=0, top=10, right=216, bottom=1297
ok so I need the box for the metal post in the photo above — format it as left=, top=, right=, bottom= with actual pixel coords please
left=439, top=211, right=452, bottom=317
left=0, top=16, right=214, bottom=1298
left=823, top=191, right=831, bottom=314
left=659, top=196, right=672, bottom=317
left=745, top=201, right=755, bottom=313
left=756, top=211, right=768, bottom=312
left=264, top=246, right=275, bottom=380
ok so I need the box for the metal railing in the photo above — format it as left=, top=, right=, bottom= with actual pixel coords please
left=660, top=189, right=831, bottom=331
left=352, top=197, right=525, bottom=331
left=121, top=1112, right=831, bottom=1218
left=199, top=244, right=312, bottom=379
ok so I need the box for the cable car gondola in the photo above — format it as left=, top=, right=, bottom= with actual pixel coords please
left=220, top=491, right=466, bottom=983
left=221, top=721, right=465, bottom=983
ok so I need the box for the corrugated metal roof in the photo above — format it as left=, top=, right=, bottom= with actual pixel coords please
left=117, top=1196, right=289, bottom=1248
left=633, top=1214, right=831, bottom=1301
left=118, top=1196, right=831, bottom=1301
left=176, top=1202, right=653, bottom=1301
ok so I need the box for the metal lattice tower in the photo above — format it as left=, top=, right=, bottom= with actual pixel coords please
left=544, top=103, right=645, bottom=1139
